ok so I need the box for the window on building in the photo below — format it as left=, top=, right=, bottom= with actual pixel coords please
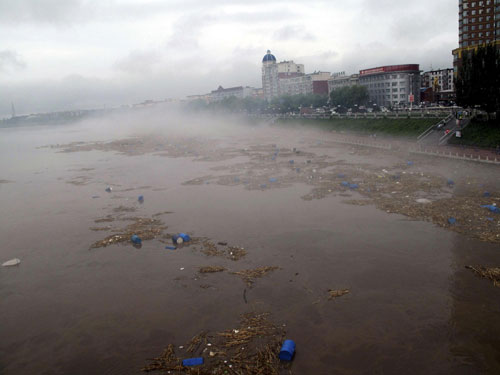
left=471, top=25, right=476, bottom=30
left=392, top=82, right=397, bottom=86
left=392, top=88, right=398, bottom=92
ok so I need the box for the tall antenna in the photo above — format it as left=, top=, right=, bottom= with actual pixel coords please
left=11, top=102, right=16, bottom=118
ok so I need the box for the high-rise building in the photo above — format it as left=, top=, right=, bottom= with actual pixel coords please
left=279, top=72, right=331, bottom=96
left=328, top=72, right=359, bottom=93
left=262, top=50, right=279, bottom=101
left=452, top=0, right=500, bottom=73
left=421, top=69, right=455, bottom=103
left=358, top=65, right=421, bottom=107
left=261, top=50, right=307, bottom=100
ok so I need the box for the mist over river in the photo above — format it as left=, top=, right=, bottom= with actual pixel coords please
left=1, top=112, right=499, bottom=374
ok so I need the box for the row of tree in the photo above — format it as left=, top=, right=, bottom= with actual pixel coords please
left=455, top=45, right=500, bottom=118
left=185, top=86, right=372, bottom=114
left=186, top=93, right=330, bottom=114
left=329, top=85, right=369, bottom=108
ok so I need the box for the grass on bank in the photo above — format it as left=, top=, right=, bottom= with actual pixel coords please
left=449, top=119, right=500, bottom=149
left=274, top=117, right=440, bottom=138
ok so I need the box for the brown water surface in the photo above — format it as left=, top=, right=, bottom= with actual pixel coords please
left=1, top=120, right=500, bottom=374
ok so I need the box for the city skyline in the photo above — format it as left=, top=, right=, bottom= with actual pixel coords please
left=1, top=0, right=458, bottom=117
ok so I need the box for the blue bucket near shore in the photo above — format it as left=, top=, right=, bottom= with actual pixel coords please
left=279, top=340, right=296, bottom=361
left=131, top=234, right=142, bottom=244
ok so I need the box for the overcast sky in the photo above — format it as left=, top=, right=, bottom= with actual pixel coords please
left=0, top=0, right=458, bottom=117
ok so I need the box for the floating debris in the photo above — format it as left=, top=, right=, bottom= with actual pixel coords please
left=198, top=266, right=226, bottom=274
left=231, top=266, right=279, bottom=286
left=328, top=289, right=350, bottom=300
left=90, top=217, right=167, bottom=249
left=113, top=205, right=137, bottom=213
left=2, top=258, right=21, bottom=267
left=466, top=265, right=500, bottom=287
left=227, top=246, right=247, bottom=261
left=142, top=313, right=287, bottom=374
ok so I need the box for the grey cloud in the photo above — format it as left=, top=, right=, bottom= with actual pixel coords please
left=0, top=0, right=306, bottom=25
left=0, top=50, right=26, bottom=71
left=113, top=50, right=163, bottom=74
left=273, top=25, right=316, bottom=41
left=0, top=0, right=87, bottom=24
left=166, top=12, right=216, bottom=49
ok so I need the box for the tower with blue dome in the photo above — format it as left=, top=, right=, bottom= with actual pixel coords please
left=262, top=50, right=278, bottom=100
left=262, top=50, right=276, bottom=63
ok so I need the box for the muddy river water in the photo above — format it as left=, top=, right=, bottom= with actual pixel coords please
left=1, top=116, right=499, bottom=374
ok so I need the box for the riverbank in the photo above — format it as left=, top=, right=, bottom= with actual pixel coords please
left=274, top=117, right=439, bottom=138
left=449, top=119, right=500, bottom=149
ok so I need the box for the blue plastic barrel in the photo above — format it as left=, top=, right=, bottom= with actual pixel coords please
left=279, top=340, right=296, bottom=361
left=138, top=195, right=144, bottom=203
left=448, top=217, right=457, bottom=224
left=165, top=246, right=176, bottom=250
left=481, top=205, right=500, bottom=214
left=179, top=233, right=191, bottom=242
left=182, top=357, right=204, bottom=366
left=131, top=234, right=142, bottom=244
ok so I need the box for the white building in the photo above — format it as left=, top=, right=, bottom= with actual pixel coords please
left=262, top=50, right=279, bottom=101
left=421, top=68, right=455, bottom=99
left=262, top=50, right=307, bottom=100
left=208, top=86, right=258, bottom=102
left=327, top=72, right=359, bottom=93
left=279, top=71, right=331, bottom=96
left=358, top=64, right=421, bottom=107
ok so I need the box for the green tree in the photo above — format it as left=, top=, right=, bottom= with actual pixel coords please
left=455, top=45, right=500, bottom=116
left=329, top=85, right=369, bottom=108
